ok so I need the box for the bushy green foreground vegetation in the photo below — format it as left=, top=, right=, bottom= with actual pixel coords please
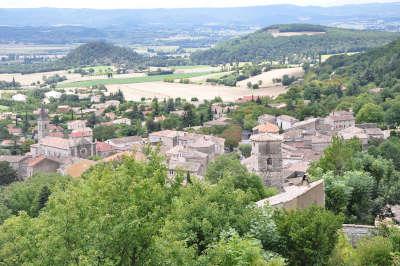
left=310, top=136, right=400, bottom=225
left=0, top=152, right=342, bottom=265
left=191, top=24, right=399, bottom=65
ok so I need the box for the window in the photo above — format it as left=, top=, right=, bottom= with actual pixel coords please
left=267, top=158, right=272, bottom=165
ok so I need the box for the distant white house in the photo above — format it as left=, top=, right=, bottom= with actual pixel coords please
left=45, top=90, right=62, bottom=99
left=12, top=93, right=27, bottom=102
left=113, top=118, right=131, bottom=126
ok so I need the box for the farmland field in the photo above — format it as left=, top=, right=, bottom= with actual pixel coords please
left=107, top=82, right=288, bottom=102
left=0, top=105, right=9, bottom=111
left=58, top=72, right=213, bottom=88
left=80, top=65, right=115, bottom=75
left=320, top=52, right=360, bottom=62
left=0, top=71, right=148, bottom=87
left=237, top=67, right=304, bottom=88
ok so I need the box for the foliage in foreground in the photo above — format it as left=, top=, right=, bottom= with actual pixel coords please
left=0, top=153, right=343, bottom=265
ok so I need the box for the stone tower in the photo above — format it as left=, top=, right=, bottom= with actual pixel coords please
left=37, top=105, right=49, bottom=141
left=250, top=133, right=283, bottom=187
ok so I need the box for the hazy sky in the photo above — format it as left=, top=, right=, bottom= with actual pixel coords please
left=1, top=0, right=399, bottom=9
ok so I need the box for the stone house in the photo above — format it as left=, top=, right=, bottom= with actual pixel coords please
left=0, top=155, right=30, bottom=179
left=338, top=126, right=369, bottom=147
left=113, top=118, right=131, bottom=126
left=105, top=136, right=144, bottom=151
left=311, top=135, right=332, bottom=152
left=276, top=115, right=299, bottom=131
left=257, top=114, right=276, bottom=125
left=326, top=111, right=355, bottom=131
left=256, top=180, right=325, bottom=210
left=67, top=120, right=87, bottom=131
left=96, top=141, right=117, bottom=158
left=26, top=155, right=61, bottom=177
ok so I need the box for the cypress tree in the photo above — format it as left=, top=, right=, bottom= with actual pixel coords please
left=37, top=185, right=51, bottom=212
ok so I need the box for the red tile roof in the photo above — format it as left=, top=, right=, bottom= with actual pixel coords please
left=96, top=142, right=115, bottom=152
left=69, top=130, right=92, bottom=138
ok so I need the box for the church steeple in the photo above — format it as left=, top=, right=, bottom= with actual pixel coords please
left=37, top=104, right=49, bottom=141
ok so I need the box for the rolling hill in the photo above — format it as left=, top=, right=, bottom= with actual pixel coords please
left=0, top=42, right=148, bottom=74
left=317, top=38, right=400, bottom=88
left=61, top=41, right=145, bottom=67
left=190, top=24, right=400, bottom=65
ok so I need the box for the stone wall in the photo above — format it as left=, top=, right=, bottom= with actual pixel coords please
left=342, top=224, right=376, bottom=246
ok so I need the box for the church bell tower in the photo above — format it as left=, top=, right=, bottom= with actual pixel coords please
left=37, top=105, right=49, bottom=141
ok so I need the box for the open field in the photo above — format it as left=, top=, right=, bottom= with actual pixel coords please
left=0, top=44, right=75, bottom=56
left=237, top=67, right=304, bottom=88
left=58, top=72, right=213, bottom=88
left=189, top=71, right=233, bottom=83
left=0, top=70, right=147, bottom=87
left=0, top=105, right=9, bottom=111
left=107, top=82, right=287, bottom=102
left=268, top=30, right=326, bottom=38
left=149, top=65, right=220, bottom=74
left=320, top=52, right=360, bottom=62
left=80, top=65, right=114, bottom=75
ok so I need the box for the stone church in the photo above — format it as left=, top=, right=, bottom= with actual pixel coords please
left=31, top=106, right=95, bottom=159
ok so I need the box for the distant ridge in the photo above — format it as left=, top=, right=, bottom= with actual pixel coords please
left=190, top=24, right=400, bottom=64
left=1, top=3, right=400, bottom=27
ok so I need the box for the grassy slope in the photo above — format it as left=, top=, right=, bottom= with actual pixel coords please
left=58, top=72, right=213, bottom=88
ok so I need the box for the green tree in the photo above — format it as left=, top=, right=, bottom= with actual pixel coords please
left=199, top=231, right=270, bottom=265
left=385, top=101, right=400, bottom=127
left=182, top=103, right=196, bottom=128
left=355, top=236, right=393, bottom=266
left=205, top=154, right=273, bottom=200
left=221, top=125, right=242, bottom=151
left=37, top=186, right=51, bottom=212
left=310, top=136, right=362, bottom=176
left=0, top=173, right=70, bottom=219
left=274, top=207, right=343, bottom=266
left=356, top=103, right=384, bottom=124
left=93, top=125, right=116, bottom=141
left=87, top=113, right=97, bottom=128
left=239, top=144, right=252, bottom=158
left=0, top=161, right=18, bottom=186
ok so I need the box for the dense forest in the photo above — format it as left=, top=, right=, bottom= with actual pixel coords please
left=190, top=24, right=400, bottom=65
left=317, top=38, right=400, bottom=88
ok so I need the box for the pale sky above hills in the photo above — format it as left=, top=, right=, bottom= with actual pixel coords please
left=0, top=0, right=399, bottom=9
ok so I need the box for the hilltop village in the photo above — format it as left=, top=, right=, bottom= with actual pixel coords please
left=2, top=20, right=400, bottom=264
left=0, top=85, right=390, bottom=210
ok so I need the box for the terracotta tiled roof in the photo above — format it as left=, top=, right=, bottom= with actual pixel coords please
left=39, top=136, right=71, bottom=149
left=102, top=151, right=146, bottom=163
left=250, top=133, right=283, bottom=142
left=48, top=132, right=65, bottom=138
left=96, top=142, right=115, bottom=152
left=69, top=130, right=92, bottom=138
left=28, top=155, right=63, bottom=167
left=64, top=159, right=97, bottom=178
left=253, top=123, right=279, bottom=134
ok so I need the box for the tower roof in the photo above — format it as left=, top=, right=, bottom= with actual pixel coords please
left=250, top=133, right=283, bottom=142
left=38, top=105, right=48, bottom=120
